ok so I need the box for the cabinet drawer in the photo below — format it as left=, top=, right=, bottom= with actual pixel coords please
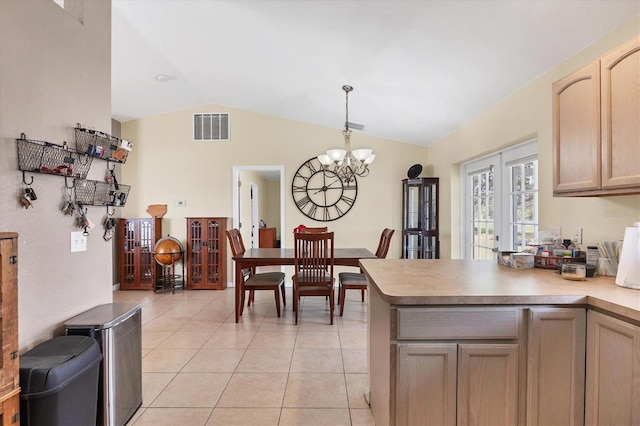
left=397, top=307, right=520, bottom=340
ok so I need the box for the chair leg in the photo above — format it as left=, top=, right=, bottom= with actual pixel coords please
left=274, top=289, right=281, bottom=317
left=339, top=285, right=346, bottom=316
left=361, top=289, right=365, bottom=302
left=281, top=283, right=286, bottom=306
left=248, top=289, right=255, bottom=307
left=293, top=287, right=299, bottom=325
left=239, top=287, right=246, bottom=316
left=329, top=289, right=334, bottom=325
left=337, top=282, right=341, bottom=305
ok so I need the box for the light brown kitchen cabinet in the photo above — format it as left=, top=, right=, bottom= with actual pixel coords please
left=0, top=233, right=20, bottom=425
left=396, top=342, right=519, bottom=426
left=382, top=306, right=523, bottom=425
left=118, top=218, right=162, bottom=290
left=585, top=310, right=640, bottom=425
left=553, top=36, right=640, bottom=196
left=396, top=343, right=457, bottom=425
left=186, top=217, right=228, bottom=290
left=526, top=307, right=586, bottom=425
left=600, top=36, right=640, bottom=190
left=552, top=62, right=601, bottom=194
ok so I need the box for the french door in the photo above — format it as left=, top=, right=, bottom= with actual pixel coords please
left=462, top=140, right=538, bottom=259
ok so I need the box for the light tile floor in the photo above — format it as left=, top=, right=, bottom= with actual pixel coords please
left=114, top=286, right=375, bottom=426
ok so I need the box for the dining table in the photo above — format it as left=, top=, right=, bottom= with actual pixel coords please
left=231, top=247, right=376, bottom=322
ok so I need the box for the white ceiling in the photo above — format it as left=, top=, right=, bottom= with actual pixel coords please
left=111, top=0, right=639, bottom=147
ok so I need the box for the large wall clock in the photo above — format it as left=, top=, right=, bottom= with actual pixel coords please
left=291, top=157, right=358, bottom=222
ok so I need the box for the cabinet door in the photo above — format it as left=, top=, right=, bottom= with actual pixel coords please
left=527, top=308, right=586, bottom=425
left=585, top=310, right=640, bottom=425
left=552, top=62, right=601, bottom=194
left=601, top=36, right=640, bottom=189
left=187, top=218, right=227, bottom=290
left=396, top=343, right=457, bottom=426
left=118, top=218, right=159, bottom=290
left=457, top=344, right=519, bottom=425
left=0, top=236, right=19, bottom=396
left=0, top=391, right=20, bottom=425
left=137, top=219, right=157, bottom=287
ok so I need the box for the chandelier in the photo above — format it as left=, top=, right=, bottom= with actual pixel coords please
left=317, top=85, right=375, bottom=183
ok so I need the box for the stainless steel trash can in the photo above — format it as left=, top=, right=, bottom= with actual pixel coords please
left=65, top=303, right=142, bottom=426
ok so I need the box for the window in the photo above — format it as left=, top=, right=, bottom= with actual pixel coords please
left=461, top=140, right=538, bottom=259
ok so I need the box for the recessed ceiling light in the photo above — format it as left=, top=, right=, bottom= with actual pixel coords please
left=155, top=74, right=170, bottom=82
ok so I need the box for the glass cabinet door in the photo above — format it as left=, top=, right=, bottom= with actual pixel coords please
left=402, top=178, right=439, bottom=259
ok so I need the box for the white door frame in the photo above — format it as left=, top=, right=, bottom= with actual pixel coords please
left=250, top=183, right=259, bottom=248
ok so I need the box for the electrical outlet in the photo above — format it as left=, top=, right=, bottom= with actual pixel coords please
left=548, top=226, right=561, bottom=240
left=71, top=231, right=87, bottom=252
left=574, top=227, right=583, bottom=244
left=176, top=200, right=186, bottom=207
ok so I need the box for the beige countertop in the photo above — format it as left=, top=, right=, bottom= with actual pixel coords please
left=360, top=259, right=640, bottom=323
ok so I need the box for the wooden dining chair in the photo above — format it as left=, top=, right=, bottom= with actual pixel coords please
left=226, top=229, right=286, bottom=317
left=293, top=231, right=335, bottom=325
left=338, top=228, right=395, bottom=316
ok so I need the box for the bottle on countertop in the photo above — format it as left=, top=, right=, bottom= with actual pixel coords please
left=553, top=239, right=567, bottom=256
left=567, top=241, right=580, bottom=257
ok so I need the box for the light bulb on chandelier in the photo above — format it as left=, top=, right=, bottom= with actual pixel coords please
left=317, top=85, right=375, bottom=183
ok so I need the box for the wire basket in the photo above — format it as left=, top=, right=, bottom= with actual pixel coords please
left=74, top=127, right=131, bottom=163
left=74, top=179, right=131, bottom=207
left=17, top=137, right=92, bottom=179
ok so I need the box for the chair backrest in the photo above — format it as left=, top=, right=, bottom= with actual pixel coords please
left=294, top=231, right=334, bottom=285
left=226, top=229, right=246, bottom=257
left=300, top=227, right=328, bottom=233
left=375, top=228, right=395, bottom=259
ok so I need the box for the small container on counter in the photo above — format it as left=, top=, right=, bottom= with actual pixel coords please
left=510, top=253, right=534, bottom=269
left=561, top=263, right=586, bottom=281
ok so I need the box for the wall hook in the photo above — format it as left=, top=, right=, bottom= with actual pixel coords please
left=107, top=206, right=115, bottom=216
left=107, top=161, right=116, bottom=172
left=64, top=176, right=75, bottom=189
left=22, top=171, right=34, bottom=186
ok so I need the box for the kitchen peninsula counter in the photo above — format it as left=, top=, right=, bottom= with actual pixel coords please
left=360, top=258, right=640, bottom=321
left=360, top=259, right=640, bottom=426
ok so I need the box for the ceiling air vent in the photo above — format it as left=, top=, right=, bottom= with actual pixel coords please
left=193, top=113, right=229, bottom=141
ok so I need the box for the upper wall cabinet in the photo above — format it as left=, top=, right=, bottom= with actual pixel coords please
left=601, top=38, right=640, bottom=190
left=553, top=36, right=640, bottom=197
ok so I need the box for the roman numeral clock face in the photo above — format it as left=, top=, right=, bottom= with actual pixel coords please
left=291, top=157, right=358, bottom=222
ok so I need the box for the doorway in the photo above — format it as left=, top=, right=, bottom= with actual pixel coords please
left=232, top=165, right=286, bottom=249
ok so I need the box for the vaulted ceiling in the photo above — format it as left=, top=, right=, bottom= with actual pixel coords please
left=111, top=0, right=639, bottom=146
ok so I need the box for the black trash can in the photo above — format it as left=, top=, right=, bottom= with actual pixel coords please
left=20, top=335, right=102, bottom=426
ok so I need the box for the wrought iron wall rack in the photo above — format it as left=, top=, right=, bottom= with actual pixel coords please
left=74, top=178, right=131, bottom=207
left=16, top=134, right=93, bottom=183
left=74, top=126, right=131, bottom=164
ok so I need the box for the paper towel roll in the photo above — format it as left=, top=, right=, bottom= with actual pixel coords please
left=615, top=222, right=640, bottom=289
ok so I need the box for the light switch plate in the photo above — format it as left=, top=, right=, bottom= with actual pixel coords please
left=71, top=231, right=87, bottom=252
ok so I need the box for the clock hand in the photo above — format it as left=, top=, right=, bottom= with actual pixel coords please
left=313, top=186, right=341, bottom=195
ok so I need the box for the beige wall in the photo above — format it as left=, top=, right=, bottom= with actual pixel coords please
left=0, top=0, right=113, bottom=351
left=428, top=16, right=640, bottom=259
left=121, top=106, right=426, bottom=284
